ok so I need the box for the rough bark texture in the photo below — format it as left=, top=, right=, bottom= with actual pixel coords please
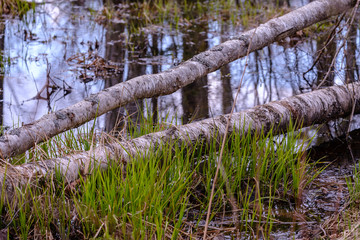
left=0, top=0, right=355, bottom=158
left=1, top=81, right=360, bottom=198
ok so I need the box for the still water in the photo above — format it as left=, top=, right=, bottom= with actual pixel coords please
left=0, top=0, right=359, bottom=135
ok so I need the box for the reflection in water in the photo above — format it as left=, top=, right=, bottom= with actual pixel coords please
left=3, top=1, right=105, bottom=127
left=124, top=54, right=146, bottom=131
left=0, top=22, right=4, bottom=127
left=104, top=21, right=126, bottom=134
left=181, top=22, right=209, bottom=124
left=345, top=17, right=358, bottom=84
left=316, top=29, right=336, bottom=87
left=220, top=24, right=234, bottom=114
left=150, top=33, right=160, bottom=124
left=1, top=0, right=359, bottom=134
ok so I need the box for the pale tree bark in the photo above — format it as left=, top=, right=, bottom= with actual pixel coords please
left=0, top=0, right=355, bottom=158
left=1, top=81, right=359, bottom=199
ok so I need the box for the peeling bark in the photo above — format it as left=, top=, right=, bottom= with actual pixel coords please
left=0, top=0, right=355, bottom=158
left=1, top=81, right=360, bottom=199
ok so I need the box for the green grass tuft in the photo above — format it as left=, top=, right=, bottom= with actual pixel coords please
left=0, top=111, right=324, bottom=238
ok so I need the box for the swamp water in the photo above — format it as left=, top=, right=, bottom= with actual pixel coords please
left=1, top=0, right=360, bottom=238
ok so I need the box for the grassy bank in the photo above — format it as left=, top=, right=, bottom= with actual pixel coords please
left=0, top=113, right=324, bottom=239
left=97, top=0, right=289, bottom=30
left=0, top=0, right=35, bottom=16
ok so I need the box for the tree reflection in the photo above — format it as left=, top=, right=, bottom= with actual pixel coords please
left=345, top=18, right=358, bottom=84
left=316, top=31, right=336, bottom=87
left=181, top=23, right=209, bottom=124
left=104, top=21, right=126, bottom=134
left=220, top=24, right=234, bottom=114
left=0, top=21, right=4, bottom=126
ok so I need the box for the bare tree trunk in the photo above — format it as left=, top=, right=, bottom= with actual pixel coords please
left=0, top=0, right=355, bottom=158
left=1, top=81, right=359, bottom=199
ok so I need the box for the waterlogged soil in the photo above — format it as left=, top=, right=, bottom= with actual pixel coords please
left=297, top=130, right=360, bottom=239
left=272, top=141, right=354, bottom=239
left=191, top=129, right=360, bottom=239
left=282, top=130, right=360, bottom=239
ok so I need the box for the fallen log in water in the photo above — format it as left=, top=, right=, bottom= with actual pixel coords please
left=1, top=81, right=359, bottom=199
left=0, top=0, right=355, bottom=158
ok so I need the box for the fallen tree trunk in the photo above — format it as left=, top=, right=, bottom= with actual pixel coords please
left=1, top=81, right=360, bottom=198
left=0, top=0, right=355, bottom=158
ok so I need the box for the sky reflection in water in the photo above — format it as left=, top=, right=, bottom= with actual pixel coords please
left=1, top=0, right=359, bottom=136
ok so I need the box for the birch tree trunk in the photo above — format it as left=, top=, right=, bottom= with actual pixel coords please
left=0, top=0, right=355, bottom=158
left=1, top=81, right=360, bottom=199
